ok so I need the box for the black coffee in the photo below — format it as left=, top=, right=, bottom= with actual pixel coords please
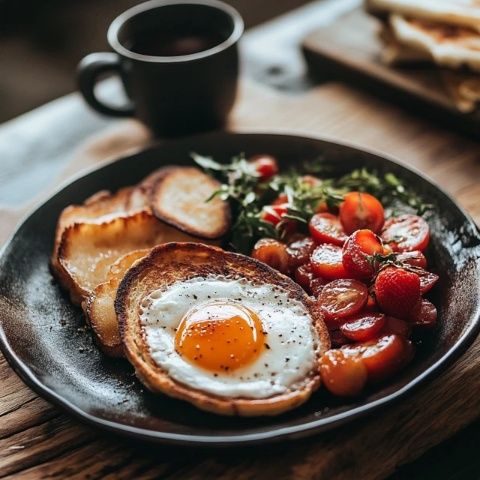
left=130, top=29, right=224, bottom=56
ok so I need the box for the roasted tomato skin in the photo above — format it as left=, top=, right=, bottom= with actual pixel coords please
left=251, top=238, right=289, bottom=274
left=309, top=213, right=348, bottom=246
left=381, top=214, right=430, bottom=252
left=342, top=229, right=385, bottom=279
left=410, top=299, right=437, bottom=328
left=286, top=236, right=317, bottom=269
left=319, top=350, right=367, bottom=396
left=342, top=334, right=413, bottom=382
left=339, top=192, right=385, bottom=235
left=294, top=263, right=316, bottom=291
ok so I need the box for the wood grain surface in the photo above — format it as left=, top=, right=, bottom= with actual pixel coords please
left=302, top=9, right=480, bottom=139
left=1, top=77, right=480, bottom=479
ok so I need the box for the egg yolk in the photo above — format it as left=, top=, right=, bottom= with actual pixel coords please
left=175, top=302, right=265, bottom=373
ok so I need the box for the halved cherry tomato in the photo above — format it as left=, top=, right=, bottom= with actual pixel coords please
left=294, top=263, right=315, bottom=291
left=381, top=214, right=430, bottom=252
left=251, top=238, right=289, bottom=274
left=417, top=270, right=439, bottom=294
left=411, top=299, right=437, bottom=328
left=342, top=229, right=384, bottom=279
left=319, top=350, right=367, bottom=396
left=310, top=244, right=349, bottom=280
left=339, top=192, right=385, bottom=235
left=250, top=155, right=279, bottom=180
left=340, top=313, right=386, bottom=342
left=317, top=278, right=368, bottom=322
left=342, top=334, right=412, bottom=382
left=286, top=236, right=316, bottom=269
left=397, top=251, right=427, bottom=269
left=380, top=316, right=412, bottom=338
left=309, top=213, right=348, bottom=246
left=260, top=204, right=288, bottom=225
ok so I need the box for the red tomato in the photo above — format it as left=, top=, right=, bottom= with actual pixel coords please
left=310, top=244, right=349, bottom=280
left=294, top=263, right=315, bottom=291
left=381, top=316, right=412, bottom=338
left=381, top=214, right=430, bottom=252
left=317, top=279, right=368, bottom=322
left=411, top=299, right=437, bottom=328
left=260, top=204, right=288, bottom=225
left=339, top=192, right=385, bottom=235
left=397, top=251, right=427, bottom=269
left=417, top=270, right=439, bottom=294
left=319, top=350, right=367, bottom=396
left=286, top=236, right=316, bottom=269
left=272, top=193, right=288, bottom=206
left=340, top=313, right=386, bottom=342
left=342, top=334, right=412, bottom=382
left=309, top=213, right=348, bottom=246
left=251, top=238, right=289, bottom=274
left=342, top=229, right=384, bottom=279
left=250, top=155, right=279, bottom=180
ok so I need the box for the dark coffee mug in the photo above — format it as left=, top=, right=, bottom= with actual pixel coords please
left=78, top=0, right=243, bottom=136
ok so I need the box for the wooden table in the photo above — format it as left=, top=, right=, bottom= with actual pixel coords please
left=1, top=2, right=480, bottom=478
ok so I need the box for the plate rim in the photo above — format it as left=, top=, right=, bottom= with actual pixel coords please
left=1, top=130, right=479, bottom=446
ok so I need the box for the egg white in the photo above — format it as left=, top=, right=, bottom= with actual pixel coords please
left=139, top=276, right=319, bottom=399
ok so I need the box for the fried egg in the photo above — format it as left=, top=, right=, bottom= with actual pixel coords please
left=139, top=276, right=320, bottom=399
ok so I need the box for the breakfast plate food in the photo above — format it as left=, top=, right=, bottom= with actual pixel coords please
left=0, top=132, right=479, bottom=445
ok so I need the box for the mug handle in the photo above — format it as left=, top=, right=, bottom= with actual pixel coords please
left=77, top=52, right=135, bottom=117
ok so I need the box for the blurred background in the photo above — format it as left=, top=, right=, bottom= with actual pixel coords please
left=0, top=0, right=310, bottom=123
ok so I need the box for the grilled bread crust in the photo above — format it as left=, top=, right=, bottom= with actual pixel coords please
left=116, top=243, right=330, bottom=416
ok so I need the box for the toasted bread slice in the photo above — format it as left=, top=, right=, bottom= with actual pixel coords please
left=150, top=167, right=230, bottom=240
left=116, top=243, right=329, bottom=416
left=56, top=211, right=212, bottom=305
left=51, top=187, right=138, bottom=277
left=85, top=249, right=150, bottom=357
left=389, top=14, right=480, bottom=72
left=125, top=167, right=173, bottom=213
left=366, top=0, right=480, bottom=33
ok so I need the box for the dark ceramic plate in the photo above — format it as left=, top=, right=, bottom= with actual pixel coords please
left=1, top=132, right=479, bottom=446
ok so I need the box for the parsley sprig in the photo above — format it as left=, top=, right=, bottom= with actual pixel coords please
left=193, top=153, right=431, bottom=254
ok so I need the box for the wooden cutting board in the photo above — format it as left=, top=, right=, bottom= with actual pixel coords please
left=302, top=8, right=480, bottom=140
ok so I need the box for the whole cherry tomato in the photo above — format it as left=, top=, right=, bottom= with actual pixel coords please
left=339, top=192, right=385, bottom=235
left=251, top=238, right=289, bottom=274
left=319, top=350, right=367, bottom=396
